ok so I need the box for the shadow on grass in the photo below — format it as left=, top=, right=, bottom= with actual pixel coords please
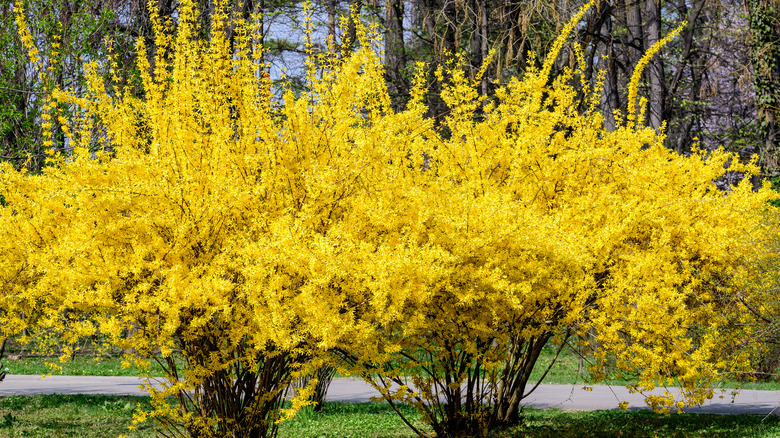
left=503, top=408, right=780, bottom=438
left=283, top=402, right=780, bottom=438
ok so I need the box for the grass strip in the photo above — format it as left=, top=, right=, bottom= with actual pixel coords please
left=278, top=402, right=428, bottom=438
left=510, top=408, right=780, bottom=438
left=0, top=394, right=155, bottom=437
left=0, top=395, right=779, bottom=437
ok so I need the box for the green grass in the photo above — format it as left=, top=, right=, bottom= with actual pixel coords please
left=0, top=396, right=426, bottom=438
left=1, top=338, right=172, bottom=377
left=4, top=355, right=156, bottom=377
left=527, top=345, right=780, bottom=391
left=0, top=394, right=155, bottom=437
left=278, top=402, right=429, bottom=438
left=505, top=408, right=780, bottom=438
left=6, top=349, right=585, bottom=382
left=0, top=396, right=779, bottom=438
left=527, top=345, right=600, bottom=386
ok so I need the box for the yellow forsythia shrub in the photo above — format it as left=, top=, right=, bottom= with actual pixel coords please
left=0, top=0, right=775, bottom=437
left=333, top=4, right=777, bottom=436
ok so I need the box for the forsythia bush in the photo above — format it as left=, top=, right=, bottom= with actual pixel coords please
left=335, top=16, right=777, bottom=438
left=721, top=209, right=780, bottom=382
left=1, top=0, right=775, bottom=437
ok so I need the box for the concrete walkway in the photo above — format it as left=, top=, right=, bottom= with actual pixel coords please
left=1, top=375, right=778, bottom=415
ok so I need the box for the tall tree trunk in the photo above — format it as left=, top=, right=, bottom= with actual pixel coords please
left=480, top=0, right=488, bottom=96
left=624, top=0, right=644, bottom=64
left=621, top=0, right=644, bottom=122
left=343, top=0, right=363, bottom=53
left=469, top=0, right=489, bottom=95
left=597, top=0, right=619, bottom=131
left=259, top=0, right=265, bottom=64
left=441, top=0, right=459, bottom=56
left=410, top=0, right=424, bottom=48
left=644, top=0, right=665, bottom=129
left=327, top=0, right=338, bottom=53
left=384, top=0, right=407, bottom=110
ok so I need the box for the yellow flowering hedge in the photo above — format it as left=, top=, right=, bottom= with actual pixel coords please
left=1, top=0, right=776, bottom=437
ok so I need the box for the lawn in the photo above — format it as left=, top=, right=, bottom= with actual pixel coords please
left=0, top=396, right=778, bottom=437
left=3, top=355, right=169, bottom=377
left=0, top=394, right=155, bottom=437
left=506, top=409, right=780, bottom=438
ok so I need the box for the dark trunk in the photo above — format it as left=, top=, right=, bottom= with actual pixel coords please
left=644, top=0, right=665, bottom=129
left=597, top=0, right=619, bottom=131
left=328, top=0, right=338, bottom=53
left=469, top=0, right=489, bottom=95
left=384, top=0, right=407, bottom=110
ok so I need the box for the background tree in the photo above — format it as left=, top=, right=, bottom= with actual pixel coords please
left=3, top=0, right=156, bottom=172
left=346, top=0, right=769, bottom=173
left=0, top=2, right=39, bottom=168
left=3, top=0, right=775, bottom=171
left=747, top=0, right=780, bottom=178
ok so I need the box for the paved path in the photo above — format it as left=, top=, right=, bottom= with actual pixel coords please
left=1, top=375, right=778, bottom=415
